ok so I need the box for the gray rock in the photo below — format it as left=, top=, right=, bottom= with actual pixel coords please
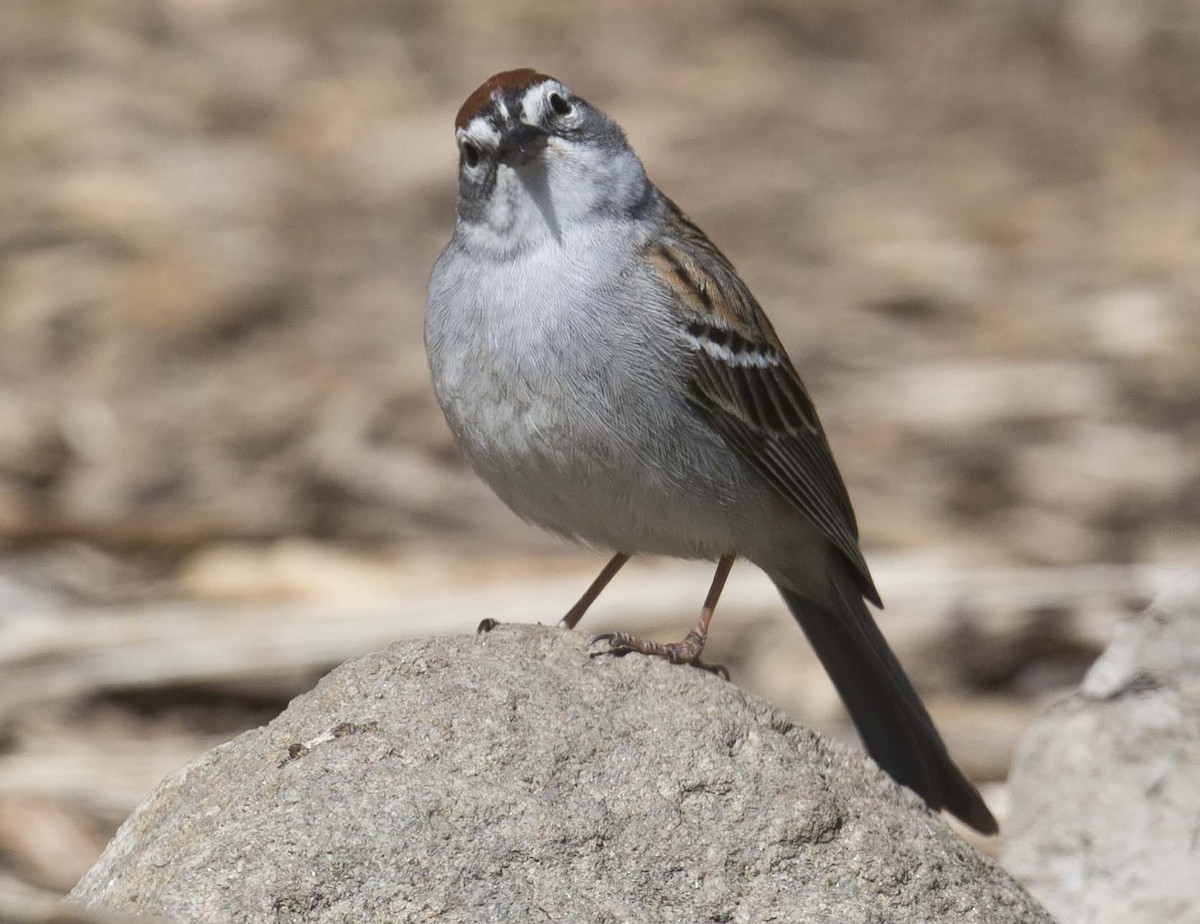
left=1004, top=571, right=1200, bottom=924
left=72, top=624, right=1050, bottom=923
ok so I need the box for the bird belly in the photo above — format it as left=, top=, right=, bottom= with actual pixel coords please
left=428, top=267, right=770, bottom=557
left=443, top=360, right=763, bottom=558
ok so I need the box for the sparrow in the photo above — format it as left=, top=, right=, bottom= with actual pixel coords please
left=424, top=69, right=997, bottom=834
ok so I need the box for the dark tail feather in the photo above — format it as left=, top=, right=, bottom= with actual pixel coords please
left=775, top=562, right=998, bottom=835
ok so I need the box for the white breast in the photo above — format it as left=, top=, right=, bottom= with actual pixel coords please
left=425, top=222, right=772, bottom=558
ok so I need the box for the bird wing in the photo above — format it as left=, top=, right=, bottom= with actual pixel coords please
left=649, top=196, right=881, bottom=606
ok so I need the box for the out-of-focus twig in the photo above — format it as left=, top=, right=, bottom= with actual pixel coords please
left=0, top=560, right=1181, bottom=719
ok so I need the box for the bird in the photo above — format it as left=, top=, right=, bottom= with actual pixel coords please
left=424, top=68, right=998, bottom=835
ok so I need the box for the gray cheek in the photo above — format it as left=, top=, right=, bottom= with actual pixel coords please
left=456, top=165, right=498, bottom=224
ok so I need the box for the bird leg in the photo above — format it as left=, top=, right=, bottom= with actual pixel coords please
left=590, top=555, right=734, bottom=677
left=482, top=552, right=631, bottom=635
left=560, top=552, right=631, bottom=629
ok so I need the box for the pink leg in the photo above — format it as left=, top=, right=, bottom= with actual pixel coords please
left=591, top=555, right=735, bottom=677
left=560, top=552, right=631, bottom=629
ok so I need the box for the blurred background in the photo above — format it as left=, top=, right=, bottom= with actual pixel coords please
left=1, top=0, right=1198, bottom=906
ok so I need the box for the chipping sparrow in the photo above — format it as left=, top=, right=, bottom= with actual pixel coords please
left=425, top=69, right=997, bottom=834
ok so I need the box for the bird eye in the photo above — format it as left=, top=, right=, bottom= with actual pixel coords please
left=548, top=92, right=573, bottom=117
left=461, top=141, right=480, bottom=168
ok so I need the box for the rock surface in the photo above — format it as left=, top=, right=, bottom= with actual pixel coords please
left=1004, top=571, right=1200, bottom=924
left=71, top=624, right=1049, bottom=923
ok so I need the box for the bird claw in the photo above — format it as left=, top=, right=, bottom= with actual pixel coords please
left=697, top=660, right=732, bottom=681
left=587, top=630, right=730, bottom=680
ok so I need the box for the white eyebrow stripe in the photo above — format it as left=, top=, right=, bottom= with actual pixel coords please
left=458, top=118, right=500, bottom=147
left=522, top=84, right=548, bottom=123
left=523, top=80, right=567, bottom=124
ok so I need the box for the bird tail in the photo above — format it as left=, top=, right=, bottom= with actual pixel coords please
left=773, top=558, right=998, bottom=834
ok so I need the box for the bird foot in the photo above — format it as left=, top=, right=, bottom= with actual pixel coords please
left=588, top=629, right=730, bottom=680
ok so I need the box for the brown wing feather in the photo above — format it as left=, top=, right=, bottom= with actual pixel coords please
left=653, top=197, right=881, bottom=607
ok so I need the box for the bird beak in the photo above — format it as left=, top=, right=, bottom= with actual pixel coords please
left=497, top=123, right=549, bottom=166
